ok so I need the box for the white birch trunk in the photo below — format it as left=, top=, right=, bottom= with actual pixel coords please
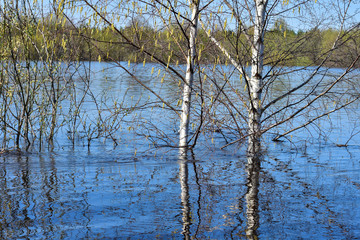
left=179, top=0, right=200, bottom=148
left=249, top=0, right=267, bottom=147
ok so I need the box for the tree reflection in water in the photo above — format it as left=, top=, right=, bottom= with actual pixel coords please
left=1, top=140, right=359, bottom=238
left=178, top=142, right=261, bottom=239
left=179, top=148, right=191, bottom=240
left=245, top=139, right=261, bottom=239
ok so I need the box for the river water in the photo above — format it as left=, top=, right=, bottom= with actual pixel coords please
left=1, top=62, right=360, bottom=239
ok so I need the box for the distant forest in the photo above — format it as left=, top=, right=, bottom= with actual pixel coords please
left=1, top=17, right=359, bottom=68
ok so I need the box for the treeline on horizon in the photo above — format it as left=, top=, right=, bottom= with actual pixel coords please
left=1, top=16, right=359, bottom=68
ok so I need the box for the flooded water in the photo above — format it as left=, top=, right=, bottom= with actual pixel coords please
left=1, top=62, right=360, bottom=239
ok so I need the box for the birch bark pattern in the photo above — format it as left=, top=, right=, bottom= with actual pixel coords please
left=179, top=0, right=200, bottom=148
left=249, top=0, right=267, bottom=147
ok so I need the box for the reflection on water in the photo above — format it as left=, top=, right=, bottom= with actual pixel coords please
left=1, top=63, right=360, bottom=238
left=245, top=141, right=261, bottom=239
left=179, top=149, right=191, bottom=239
left=1, top=143, right=360, bottom=238
left=177, top=145, right=262, bottom=240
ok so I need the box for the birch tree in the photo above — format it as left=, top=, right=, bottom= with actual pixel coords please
left=179, top=0, right=201, bottom=148
left=199, top=0, right=360, bottom=150
left=59, top=0, right=360, bottom=152
left=248, top=0, right=267, bottom=150
left=63, top=0, right=212, bottom=149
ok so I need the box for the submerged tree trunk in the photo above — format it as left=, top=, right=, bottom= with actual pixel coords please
left=179, top=0, right=200, bottom=148
left=248, top=0, right=267, bottom=145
